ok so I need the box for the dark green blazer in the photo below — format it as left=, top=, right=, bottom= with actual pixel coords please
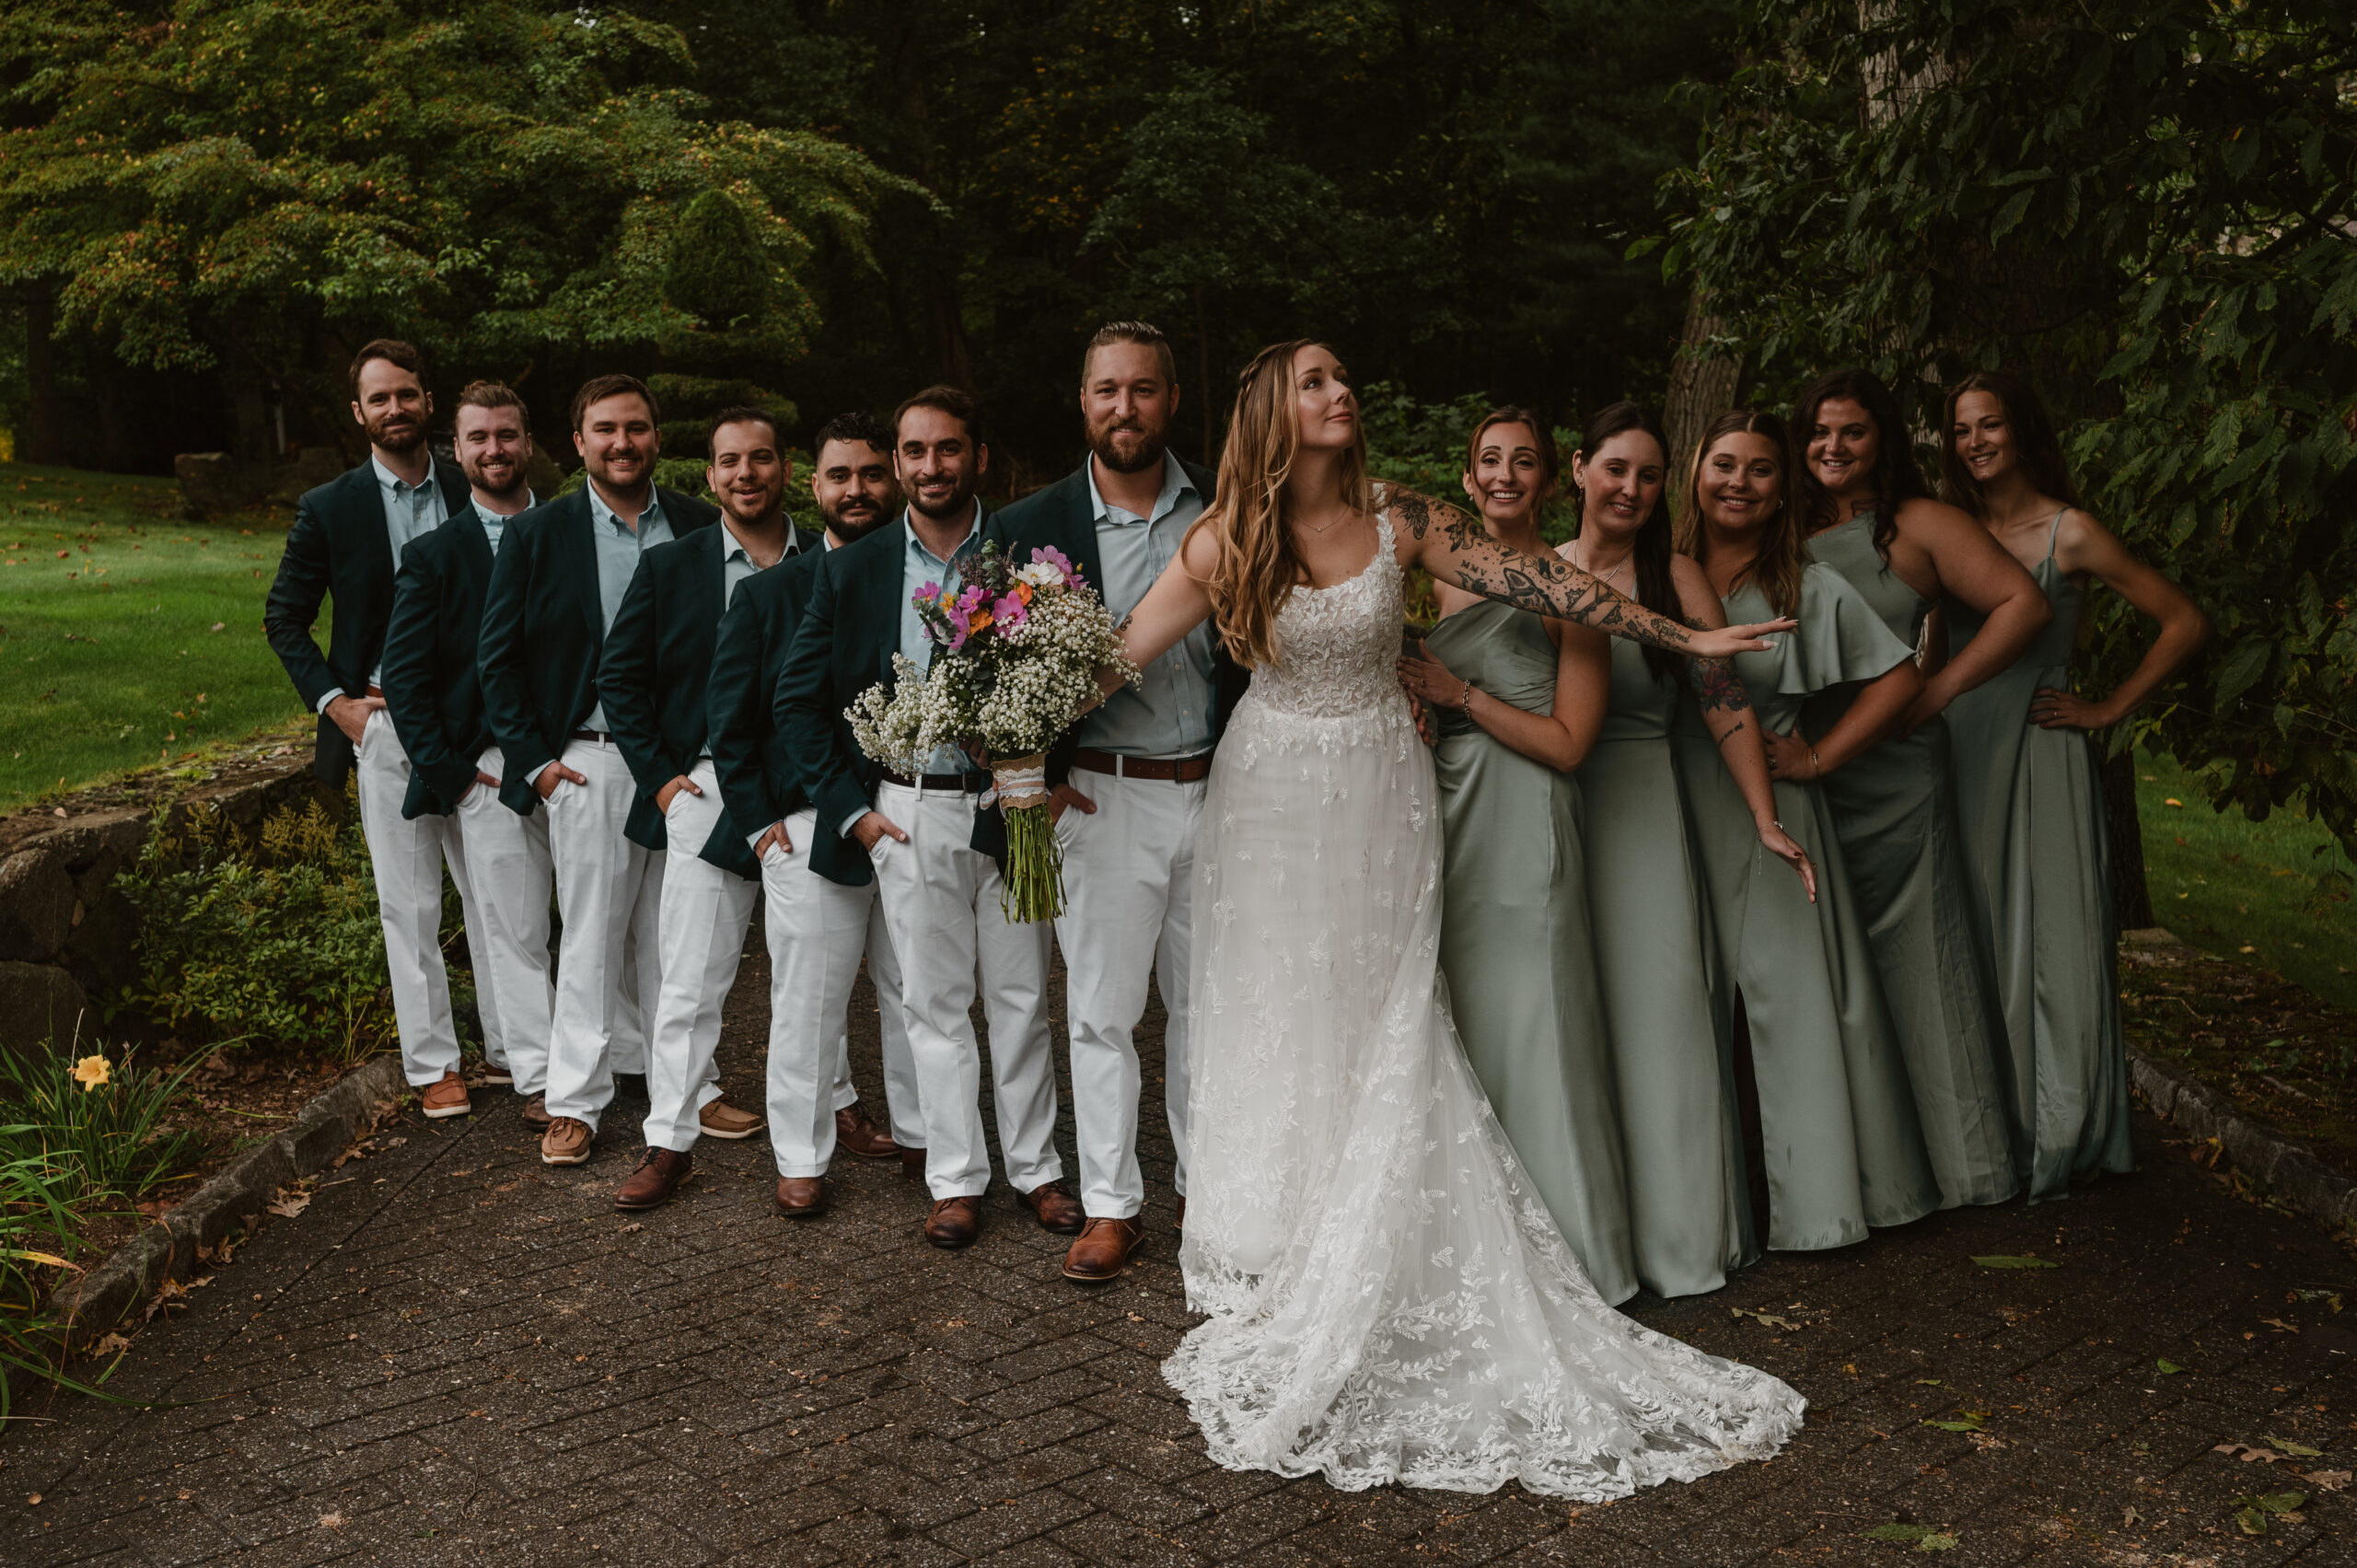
left=263, top=456, right=472, bottom=786
left=379, top=505, right=500, bottom=819
left=984, top=454, right=1247, bottom=790
left=476, top=483, right=719, bottom=819
left=601, top=522, right=820, bottom=877
left=775, top=516, right=995, bottom=889
left=706, top=543, right=826, bottom=865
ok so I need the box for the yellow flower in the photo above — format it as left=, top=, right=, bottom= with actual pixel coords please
left=71, top=1054, right=110, bottom=1093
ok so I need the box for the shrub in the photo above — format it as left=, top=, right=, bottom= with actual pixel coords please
left=113, top=792, right=395, bottom=1062
left=0, top=1042, right=208, bottom=1209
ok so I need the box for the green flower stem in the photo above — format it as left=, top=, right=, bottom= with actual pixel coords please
left=999, top=804, right=1065, bottom=923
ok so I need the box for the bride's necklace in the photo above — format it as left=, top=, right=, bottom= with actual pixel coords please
left=1295, top=507, right=1356, bottom=537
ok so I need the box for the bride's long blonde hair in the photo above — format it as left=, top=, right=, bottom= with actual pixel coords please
left=1186, top=339, right=1370, bottom=668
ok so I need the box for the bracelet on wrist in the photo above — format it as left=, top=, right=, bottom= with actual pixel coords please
left=1459, top=678, right=1475, bottom=713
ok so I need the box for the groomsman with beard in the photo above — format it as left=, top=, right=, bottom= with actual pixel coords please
left=706, top=412, right=919, bottom=1218
left=264, top=340, right=482, bottom=1118
left=988, top=321, right=1247, bottom=1282
left=379, top=381, right=555, bottom=1121
left=778, top=387, right=1079, bottom=1249
left=598, top=407, right=809, bottom=1210
left=478, top=375, right=720, bottom=1167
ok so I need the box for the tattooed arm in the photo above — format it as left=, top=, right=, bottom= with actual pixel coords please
left=1387, top=486, right=1794, bottom=660
left=1667, top=554, right=1815, bottom=900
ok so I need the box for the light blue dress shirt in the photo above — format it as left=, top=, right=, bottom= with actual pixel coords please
left=700, top=520, right=800, bottom=763
left=1073, top=453, right=1215, bottom=758
left=582, top=481, right=674, bottom=733
left=326, top=455, right=449, bottom=708
left=472, top=490, right=532, bottom=557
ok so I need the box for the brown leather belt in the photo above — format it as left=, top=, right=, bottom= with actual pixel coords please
left=1073, top=748, right=1213, bottom=783
left=880, top=770, right=981, bottom=792
left=365, top=684, right=386, bottom=699
left=570, top=728, right=619, bottom=745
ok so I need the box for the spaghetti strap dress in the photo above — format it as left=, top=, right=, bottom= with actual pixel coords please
left=1943, top=510, right=2134, bottom=1200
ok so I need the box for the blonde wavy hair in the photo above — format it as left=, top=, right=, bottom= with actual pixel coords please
left=1188, top=340, right=1370, bottom=668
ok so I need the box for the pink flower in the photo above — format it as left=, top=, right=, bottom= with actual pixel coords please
left=993, top=593, right=1029, bottom=629
left=914, top=580, right=942, bottom=607
left=1030, top=545, right=1080, bottom=586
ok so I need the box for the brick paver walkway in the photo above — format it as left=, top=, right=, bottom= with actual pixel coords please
left=11, top=947, right=2353, bottom=1566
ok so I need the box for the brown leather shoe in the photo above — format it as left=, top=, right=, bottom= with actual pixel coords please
left=899, top=1146, right=928, bottom=1182
left=1174, top=1195, right=1185, bottom=1232
left=419, top=1071, right=470, bottom=1120
left=775, top=1176, right=827, bottom=1218
left=518, top=1093, right=553, bottom=1129
left=1018, top=1179, right=1085, bottom=1236
left=925, top=1195, right=981, bottom=1249
left=834, top=1103, right=900, bottom=1159
left=471, top=1059, right=514, bottom=1087
left=697, top=1097, right=763, bottom=1140
left=540, top=1116, right=593, bottom=1166
left=615, top=1146, right=692, bottom=1210
left=1062, top=1216, right=1144, bottom=1282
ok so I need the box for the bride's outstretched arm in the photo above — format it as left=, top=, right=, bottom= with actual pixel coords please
left=1388, top=488, right=1795, bottom=659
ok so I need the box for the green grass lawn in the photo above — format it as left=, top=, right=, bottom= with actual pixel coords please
left=0, top=461, right=313, bottom=812
left=2133, top=748, right=2357, bottom=1010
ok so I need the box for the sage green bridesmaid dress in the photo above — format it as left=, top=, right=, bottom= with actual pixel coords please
left=1944, top=511, right=2134, bottom=1200
left=1428, top=602, right=1641, bottom=1306
left=1574, top=637, right=1756, bottom=1297
left=1672, top=566, right=1945, bottom=1248
left=1803, top=515, right=2021, bottom=1207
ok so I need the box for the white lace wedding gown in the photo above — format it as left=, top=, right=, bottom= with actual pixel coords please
left=1162, top=505, right=1807, bottom=1499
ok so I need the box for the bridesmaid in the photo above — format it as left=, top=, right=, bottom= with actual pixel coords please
left=1674, top=411, right=1944, bottom=1247
left=1939, top=371, right=2208, bottom=1199
left=1393, top=409, right=1634, bottom=1303
left=1791, top=369, right=2045, bottom=1208
left=1553, top=401, right=1808, bottom=1297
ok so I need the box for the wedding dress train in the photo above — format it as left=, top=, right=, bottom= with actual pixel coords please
left=1163, top=501, right=1807, bottom=1499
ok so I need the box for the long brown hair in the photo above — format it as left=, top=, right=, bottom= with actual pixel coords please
left=1463, top=406, right=1562, bottom=506
left=1570, top=401, right=1685, bottom=687
left=1791, top=367, right=1926, bottom=558
left=1940, top=369, right=2080, bottom=517
left=1187, top=340, right=1369, bottom=668
left=1678, top=410, right=1807, bottom=618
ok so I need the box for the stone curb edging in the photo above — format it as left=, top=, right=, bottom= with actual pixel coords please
left=50, top=1052, right=408, bottom=1353
left=2120, top=929, right=2357, bottom=1238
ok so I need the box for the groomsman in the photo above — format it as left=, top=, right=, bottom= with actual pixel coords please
left=598, top=408, right=807, bottom=1209
left=477, top=375, right=719, bottom=1166
left=264, top=340, right=483, bottom=1117
left=990, top=321, right=1247, bottom=1282
left=379, top=380, right=555, bottom=1121
left=778, top=387, right=1079, bottom=1249
left=707, top=412, right=918, bottom=1218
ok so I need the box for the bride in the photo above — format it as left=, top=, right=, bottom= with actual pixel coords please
left=1101, top=341, right=1809, bottom=1499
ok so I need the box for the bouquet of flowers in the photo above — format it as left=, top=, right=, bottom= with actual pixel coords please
left=845, top=541, right=1137, bottom=922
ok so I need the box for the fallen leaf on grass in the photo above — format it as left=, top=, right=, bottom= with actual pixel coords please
left=1924, top=1411, right=1988, bottom=1433
left=1970, top=1255, right=2058, bottom=1270
left=1731, top=1307, right=1800, bottom=1330
left=1861, top=1522, right=1957, bottom=1551
left=2264, top=1435, right=2324, bottom=1458
left=2156, top=1358, right=2187, bottom=1374
left=2301, top=1469, right=2350, bottom=1492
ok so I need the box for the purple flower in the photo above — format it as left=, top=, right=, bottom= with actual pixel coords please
left=915, top=580, right=942, bottom=606
left=1030, top=545, right=1081, bottom=586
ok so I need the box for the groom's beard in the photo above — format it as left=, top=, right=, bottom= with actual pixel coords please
left=1088, top=420, right=1165, bottom=476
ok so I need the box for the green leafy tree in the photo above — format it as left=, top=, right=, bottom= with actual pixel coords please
left=0, top=0, right=905, bottom=457
left=1660, top=0, right=2357, bottom=851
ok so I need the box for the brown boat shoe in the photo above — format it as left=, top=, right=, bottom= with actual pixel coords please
left=540, top=1116, right=594, bottom=1166
left=419, top=1070, right=470, bottom=1120
left=698, top=1097, right=763, bottom=1140
left=775, top=1176, right=827, bottom=1217
left=1062, top=1216, right=1144, bottom=1282
left=518, top=1093, right=553, bottom=1129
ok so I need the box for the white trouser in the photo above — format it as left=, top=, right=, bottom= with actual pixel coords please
left=1052, top=768, right=1203, bottom=1219
left=869, top=782, right=1059, bottom=1200
left=643, top=761, right=749, bottom=1151
left=456, top=745, right=553, bottom=1091
left=542, top=737, right=664, bottom=1131
left=354, top=708, right=486, bottom=1088
left=761, top=807, right=923, bottom=1177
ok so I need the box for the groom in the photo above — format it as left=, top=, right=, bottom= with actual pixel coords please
left=989, top=321, right=1248, bottom=1282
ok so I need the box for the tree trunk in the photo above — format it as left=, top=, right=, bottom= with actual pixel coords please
left=1662, top=289, right=1741, bottom=501
left=21, top=286, right=63, bottom=466
left=1194, top=284, right=1213, bottom=463
left=2101, top=746, right=2155, bottom=930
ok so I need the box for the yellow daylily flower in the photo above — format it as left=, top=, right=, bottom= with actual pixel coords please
left=71, top=1054, right=110, bottom=1093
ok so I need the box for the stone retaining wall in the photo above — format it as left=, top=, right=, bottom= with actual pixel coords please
left=0, top=755, right=332, bottom=1059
